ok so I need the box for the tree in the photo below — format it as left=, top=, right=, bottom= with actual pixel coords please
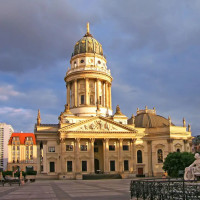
left=163, top=152, right=195, bottom=178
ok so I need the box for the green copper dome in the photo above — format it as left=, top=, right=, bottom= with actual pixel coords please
left=72, top=23, right=104, bottom=57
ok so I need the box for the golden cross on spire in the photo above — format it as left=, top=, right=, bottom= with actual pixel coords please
left=87, top=22, right=90, bottom=33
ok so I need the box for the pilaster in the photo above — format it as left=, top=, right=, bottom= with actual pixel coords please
left=147, top=140, right=153, bottom=177
left=75, top=138, right=80, bottom=173
left=90, top=138, right=95, bottom=173
left=118, top=138, right=123, bottom=172
left=42, top=141, right=47, bottom=173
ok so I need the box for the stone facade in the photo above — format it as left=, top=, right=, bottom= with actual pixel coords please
left=7, top=133, right=37, bottom=172
left=34, top=23, right=192, bottom=179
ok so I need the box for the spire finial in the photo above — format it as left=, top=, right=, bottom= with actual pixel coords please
left=87, top=22, right=90, bottom=34
left=183, top=117, right=186, bottom=127
left=37, top=109, right=41, bottom=125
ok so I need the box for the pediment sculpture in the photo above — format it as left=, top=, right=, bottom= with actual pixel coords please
left=184, top=153, right=200, bottom=180
left=79, top=120, right=118, bottom=131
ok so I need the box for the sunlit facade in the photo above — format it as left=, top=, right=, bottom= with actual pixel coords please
left=35, top=24, right=193, bottom=179
left=7, top=133, right=37, bottom=172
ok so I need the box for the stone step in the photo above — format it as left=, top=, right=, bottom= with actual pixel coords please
left=36, top=174, right=58, bottom=180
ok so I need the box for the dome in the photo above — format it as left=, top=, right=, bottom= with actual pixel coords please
left=72, top=23, right=104, bottom=57
left=134, top=108, right=174, bottom=128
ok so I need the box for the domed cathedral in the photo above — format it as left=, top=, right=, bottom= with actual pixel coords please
left=65, top=23, right=112, bottom=117
left=35, top=23, right=193, bottom=180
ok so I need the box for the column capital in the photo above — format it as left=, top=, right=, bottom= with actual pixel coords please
left=90, top=138, right=95, bottom=143
left=75, top=138, right=80, bottom=143
left=131, top=138, right=137, bottom=143
left=103, top=138, right=109, bottom=142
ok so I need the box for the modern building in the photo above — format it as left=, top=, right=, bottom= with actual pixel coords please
left=7, top=133, right=37, bottom=172
left=35, top=23, right=193, bottom=179
left=0, top=123, right=14, bottom=170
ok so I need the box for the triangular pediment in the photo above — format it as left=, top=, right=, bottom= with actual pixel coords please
left=59, top=116, right=137, bottom=133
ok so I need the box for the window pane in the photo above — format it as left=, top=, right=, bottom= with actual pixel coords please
left=157, top=149, right=163, bottom=163
left=137, top=150, right=142, bottom=163
left=110, top=160, right=115, bottom=171
left=66, top=145, right=73, bottom=151
left=82, top=161, right=87, bottom=171
left=109, top=145, right=115, bottom=151
left=49, top=147, right=55, bottom=152
left=123, top=145, right=129, bottom=151
left=81, top=145, right=87, bottom=151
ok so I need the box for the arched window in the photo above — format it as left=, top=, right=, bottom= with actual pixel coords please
left=137, top=150, right=142, bottom=163
left=157, top=149, right=163, bottom=163
left=177, top=148, right=180, bottom=153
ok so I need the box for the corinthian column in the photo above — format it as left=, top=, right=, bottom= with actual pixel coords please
left=85, top=78, right=89, bottom=105
left=105, top=82, right=108, bottom=107
left=67, top=83, right=70, bottom=106
left=74, top=79, right=77, bottom=107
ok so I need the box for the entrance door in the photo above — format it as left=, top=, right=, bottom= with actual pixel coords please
left=138, top=168, right=143, bottom=175
left=50, top=162, right=55, bottom=172
left=94, top=159, right=99, bottom=173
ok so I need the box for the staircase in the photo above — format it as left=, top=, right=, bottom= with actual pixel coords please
left=36, top=173, right=58, bottom=180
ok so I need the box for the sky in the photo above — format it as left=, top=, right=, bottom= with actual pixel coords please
left=0, top=0, right=200, bottom=136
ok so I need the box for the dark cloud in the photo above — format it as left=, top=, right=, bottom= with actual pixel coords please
left=0, top=0, right=200, bottom=136
left=0, top=0, right=92, bottom=73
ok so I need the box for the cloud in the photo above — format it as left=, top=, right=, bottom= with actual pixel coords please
left=0, top=85, right=23, bottom=101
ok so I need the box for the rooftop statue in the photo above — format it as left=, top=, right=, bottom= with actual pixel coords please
left=184, top=153, right=200, bottom=180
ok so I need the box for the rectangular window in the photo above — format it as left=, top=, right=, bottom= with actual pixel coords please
left=94, top=147, right=98, bottom=152
left=80, top=145, right=87, bottom=151
left=81, top=95, right=84, bottom=104
left=26, top=146, right=28, bottom=150
left=123, top=145, right=129, bottom=151
left=50, top=162, right=55, bottom=172
left=48, top=146, right=55, bottom=152
left=82, top=161, right=87, bottom=172
left=124, top=160, right=129, bottom=171
left=66, top=145, right=73, bottom=151
left=67, top=161, right=72, bottom=172
left=109, top=145, right=115, bottom=151
left=110, top=160, right=115, bottom=171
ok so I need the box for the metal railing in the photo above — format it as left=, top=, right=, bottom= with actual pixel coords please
left=130, top=178, right=200, bottom=200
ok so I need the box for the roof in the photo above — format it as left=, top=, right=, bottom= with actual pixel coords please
left=8, top=133, right=36, bottom=145
left=72, top=36, right=104, bottom=57
left=134, top=113, right=175, bottom=128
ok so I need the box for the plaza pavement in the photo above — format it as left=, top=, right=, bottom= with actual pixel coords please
left=0, top=179, right=131, bottom=200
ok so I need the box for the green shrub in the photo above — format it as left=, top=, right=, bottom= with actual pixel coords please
left=26, top=171, right=37, bottom=175
left=163, top=152, right=195, bottom=178
left=2, top=171, right=12, bottom=177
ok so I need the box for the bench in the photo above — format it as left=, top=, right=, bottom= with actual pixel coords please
left=3, top=176, right=21, bottom=186
left=0, top=177, right=5, bottom=186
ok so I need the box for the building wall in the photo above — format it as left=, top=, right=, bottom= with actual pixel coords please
left=0, top=123, right=14, bottom=170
